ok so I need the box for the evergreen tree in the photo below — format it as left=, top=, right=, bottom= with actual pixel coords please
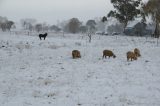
left=108, top=0, right=142, bottom=31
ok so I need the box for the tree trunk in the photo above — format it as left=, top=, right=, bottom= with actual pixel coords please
left=154, top=18, right=160, bottom=38
left=123, top=22, right=127, bottom=33
left=88, top=33, right=92, bottom=43
left=154, top=23, right=160, bottom=38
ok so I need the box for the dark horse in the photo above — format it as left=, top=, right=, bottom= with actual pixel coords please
left=39, top=33, right=48, bottom=40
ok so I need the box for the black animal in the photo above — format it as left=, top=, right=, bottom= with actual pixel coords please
left=39, top=33, right=48, bottom=40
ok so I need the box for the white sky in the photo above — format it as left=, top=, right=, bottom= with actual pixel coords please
left=0, top=0, right=112, bottom=24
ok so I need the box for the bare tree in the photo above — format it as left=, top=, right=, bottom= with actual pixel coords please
left=86, top=20, right=96, bottom=43
left=20, top=18, right=37, bottom=31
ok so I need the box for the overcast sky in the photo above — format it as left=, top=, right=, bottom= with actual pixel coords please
left=0, top=0, right=113, bottom=24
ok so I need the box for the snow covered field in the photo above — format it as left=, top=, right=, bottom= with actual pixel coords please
left=0, top=32, right=160, bottom=106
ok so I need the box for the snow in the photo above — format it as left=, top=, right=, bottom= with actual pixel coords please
left=0, top=32, right=160, bottom=106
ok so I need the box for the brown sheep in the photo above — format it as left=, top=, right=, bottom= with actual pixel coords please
left=134, top=48, right=141, bottom=57
left=72, top=50, right=81, bottom=59
left=103, top=50, right=116, bottom=59
left=126, top=51, right=137, bottom=61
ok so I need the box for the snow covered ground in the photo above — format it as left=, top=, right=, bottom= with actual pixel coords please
left=0, top=32, right=160, bottom=106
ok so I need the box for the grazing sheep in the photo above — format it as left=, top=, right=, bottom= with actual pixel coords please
left=134, top=48, right=141, bottom=57
left=103, top=50, right=116, bottom=59
left=39, top=33, right=48, bottom=40
left=126, top=51, right=137, bottom=61
left=72, top=50, right=81, bottom=59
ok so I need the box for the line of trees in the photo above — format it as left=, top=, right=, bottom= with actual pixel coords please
left=0, top=16, right=102, bottom=35
left=59, top=18, right=97, bottom=34
left=19, top=18, right=98, bottom=34
left=20, top=19, right=61, bottom=33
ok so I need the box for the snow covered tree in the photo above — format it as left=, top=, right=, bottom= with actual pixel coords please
left=86, top=20, right=96, bottom=29
left=108, top=0, right=142, bottom=31
left=86, top=20, right=96, bottom=43
left=20, top=18, right=36, bottom=31
left=143, top=0, right=160, bottom=38
left=86, top=20, right=97, bottom=33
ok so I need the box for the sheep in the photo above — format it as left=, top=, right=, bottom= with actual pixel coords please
left=72, top=50, right=81, bottom=59
left=134, top=48, right=141, bottom=57
left=39, top=33, right=47, bottom=40
left=126, top=51, right=137, bottom=61
left=103, top=50, right=116, bottom=59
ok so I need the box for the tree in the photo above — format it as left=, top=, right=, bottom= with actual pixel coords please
left=96, top=19, right=106, bottom=33
left=58, top=20, right=69, bottom=33
left=86, top=20, right=96, bottom=28
left=6, top=21, right=14, bottom=31
left=143, top=0, right=160, bottom=38
left=28, top=23, right=34, bottom=31
left=35, top=24, right=42, bottom=32
left=0, top=16, right=8, bottom=24
left=20, top=18, right=37, bottom=31
left=102, top=16, right=108, bottom=23
left=50, top=25, right=61, bottom=32
left=68, top=18, right=81, bottom=33
left=0, top=20, right=14, bottom=31
left=86, top=20, right=96, bottom=43
left=108, top=0, right=142, bottom=31
left=42, top=23, right=49, bottom=32
left=86, top=20, right=96, bottom=33
left=0, top=16, right=14, bottom=31
left=79, top=26, right=87, bottom=34
left=1, top=23, right=7, bottom=31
